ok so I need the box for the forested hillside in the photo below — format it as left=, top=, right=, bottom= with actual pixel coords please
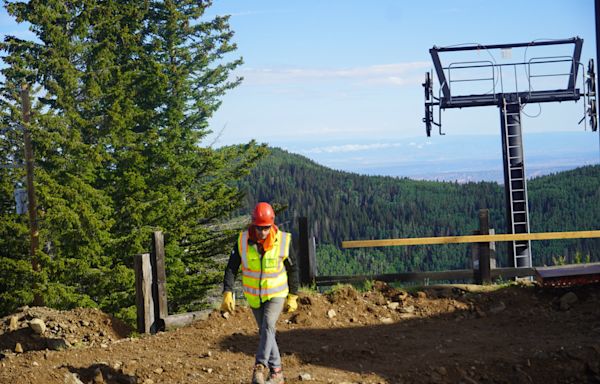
left=238, top=148, right=600, bottom=276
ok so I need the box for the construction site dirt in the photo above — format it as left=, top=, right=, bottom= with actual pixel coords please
left=1, top=281, right=599, bottom=384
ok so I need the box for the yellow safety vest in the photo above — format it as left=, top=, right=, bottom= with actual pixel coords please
left=238, top=230, right=291, bottom=308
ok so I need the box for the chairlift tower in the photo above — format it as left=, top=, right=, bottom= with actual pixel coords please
left=423, top=37, right=598, bottom=269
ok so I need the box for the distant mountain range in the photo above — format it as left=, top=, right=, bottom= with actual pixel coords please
left=284, top=131, right=600, bottom=183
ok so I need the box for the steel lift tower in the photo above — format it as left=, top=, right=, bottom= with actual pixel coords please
left=423, top=37, right=598, bottom=270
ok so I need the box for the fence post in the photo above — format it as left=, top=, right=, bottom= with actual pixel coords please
left=298, top=217, right=316, bottom=286
left=308, top=235, right=317, bottom=283
left=478, top=209, right=492, bottom=284
left=134, top=253, right=154, bottom=334
left=471, top=229, right=481, bottom=284
left=151, top=231, right=168, bottom=332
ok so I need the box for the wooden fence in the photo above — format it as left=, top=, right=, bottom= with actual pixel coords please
left=134, top=232, right=211, bottom=334
left=299, top=209, right=600, bottom=287
left=134, top=213, right=600, bottom=333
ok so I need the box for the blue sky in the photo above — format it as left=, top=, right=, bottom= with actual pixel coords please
left=1, top=0, right=599, bottom=178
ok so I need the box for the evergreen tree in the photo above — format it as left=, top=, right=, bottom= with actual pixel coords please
left=0, top=0, right=266, bottom=322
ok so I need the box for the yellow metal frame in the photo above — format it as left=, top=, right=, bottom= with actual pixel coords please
left=342, top=230, right=600, bottom=249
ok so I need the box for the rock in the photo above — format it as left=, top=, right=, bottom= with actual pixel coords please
left=380, top=317, right=393, bottom=324
left=560, top=292, right=578, bottom=310
left=400, top=305, right=415, bottom=314
left=64, top=373, right=85, bottom=384
left=388, top=302, right=400, bottom=310
left=327, top=309, right=336, bottom=319
left=14, top=343, right=23, bottom=353
left=416, top=291, right=427, bottom=299
left=154, top=367, right=164, bottom=374
left=142, top=380, right=154, bottom=384
left=46, top=338, right=69, bottom=351
left=489, top=301, right=506, bottom=314
left=222, top=312, right=230, bottom=319
left=299, top=372, right=312, bottom=381
left=9, top=316, right=19, bottom=331
left=29, top=318, right=46, bottom=334
left=397, top=291, right=409, bottom=301
left=32, top=361, right=39, bottom=367
left=93, top=368, right=104, bottom=384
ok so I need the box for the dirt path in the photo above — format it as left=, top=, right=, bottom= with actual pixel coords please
left=1, top=282, right=599, bottom=384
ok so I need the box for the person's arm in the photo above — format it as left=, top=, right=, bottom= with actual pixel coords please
left=223, top=245, right=241, bottom=292
left=284, top=243, right=299, bottom=295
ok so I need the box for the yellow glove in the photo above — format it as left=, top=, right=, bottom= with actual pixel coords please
left=220, top=291, right=235, bottom=313
left=285, top=294, right=298, bottom=313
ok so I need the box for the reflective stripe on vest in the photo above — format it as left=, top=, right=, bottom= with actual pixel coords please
left=238, top=230, right=291, bottom=308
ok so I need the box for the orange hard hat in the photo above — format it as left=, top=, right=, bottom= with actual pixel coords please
left=252, top=202, right=275, bottom=226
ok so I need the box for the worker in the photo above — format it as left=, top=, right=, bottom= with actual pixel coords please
left=221, top=202, right=299, bottom=384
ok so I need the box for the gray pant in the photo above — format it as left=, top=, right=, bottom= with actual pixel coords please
left=251, top=297, right=285, bottom=369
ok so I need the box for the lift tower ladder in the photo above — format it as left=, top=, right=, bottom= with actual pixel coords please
left=501, top=97, right=532, bottom=268
left=422, top=37, right=597, bottom=270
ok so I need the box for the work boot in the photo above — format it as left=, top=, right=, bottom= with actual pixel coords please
left=251, top=363, right=266, bottom=384
left=266, top=367, right=284, bottom=384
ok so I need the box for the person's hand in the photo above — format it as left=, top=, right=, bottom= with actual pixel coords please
left=221, top=291, right=235, bottom=313
left=285, top=294, right=298, bottom=313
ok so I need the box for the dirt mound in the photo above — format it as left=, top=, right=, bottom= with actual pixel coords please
left=1, top=282, right=599, bottom=384
left=0, top=306, right=132, bottom=354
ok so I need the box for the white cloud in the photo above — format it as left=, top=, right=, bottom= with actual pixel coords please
left=303, top=142, right=403, bottom=154
left=240, top=61, right=431, bottom=86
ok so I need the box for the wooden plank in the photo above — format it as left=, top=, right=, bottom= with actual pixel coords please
left=315, top=269, right=475, bottom=286
left=151, top=231, right=168, bottom=331
left=164, top=310, right=212, bottom=330
left=490, top=267, right=535, bottom=279
left=535, top=262, right=600, bottom=278
left=315, top=267, right=536, bottom=286
left=308, top=235, right=317, bottom=283
left=342, top=230, right=600, bottom=248
left=134, top=253, right=154, bottom=334
left=298, top=217, right=310, bottom=285
left=478, top=209, right=491, bottom=284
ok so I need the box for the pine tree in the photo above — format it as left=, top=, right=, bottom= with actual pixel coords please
left=0, top=0, right=266, bottom=322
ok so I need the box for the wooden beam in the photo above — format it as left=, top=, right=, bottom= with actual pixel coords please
left=134, top=253, right=154, bottom=334
left=315, top=269, right=475, bottom=285
left=478, top=209, right=491, bottom=284
left=164, top=310, right=212, bottom=331
left=151, top=231, right=168, bottom=332
left=298, top=217, right=311, bottom=285
left=314, top=267, right=537, bottom=286
left=342, top=230, right=600, bottom=249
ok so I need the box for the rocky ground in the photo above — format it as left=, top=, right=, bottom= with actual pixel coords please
left=0, top=281, right=599, bottom=384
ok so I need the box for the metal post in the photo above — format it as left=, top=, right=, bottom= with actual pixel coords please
left=21, top=85, right=42, bottom=306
